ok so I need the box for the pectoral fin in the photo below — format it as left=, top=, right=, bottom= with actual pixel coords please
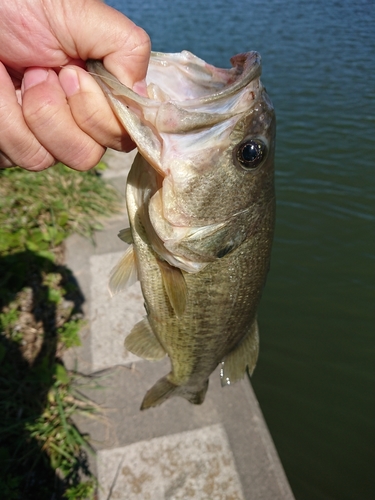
left=125, top=318, right=166, bottom=360
left=108, top=245, right=138, bottom=296
left=157, top=259, right=188, bottom=318
left=220, top=318, right=259, bottom=387
left=118, top=227, right=133, bottom=244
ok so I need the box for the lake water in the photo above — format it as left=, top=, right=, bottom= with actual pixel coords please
left=105, top=1, right=375, bottom=498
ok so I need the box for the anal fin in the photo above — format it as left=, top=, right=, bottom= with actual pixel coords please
left=158, top=259, right=187, bottom=318
left=125, top=318, right=166, bottom=361
left=220, top=318, right=259, bottom=387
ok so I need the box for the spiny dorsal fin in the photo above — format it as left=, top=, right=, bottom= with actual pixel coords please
left=157, top=259, right=188, bottom=318
left=220, top=318, right=259, bottom=387
left=125, top=318, right=166, bottom=361
left=118, top=227, right=133, bottom=244
left=108, top=245, right=138, bottom=297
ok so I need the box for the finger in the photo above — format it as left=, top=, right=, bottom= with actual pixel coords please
left=0, top=62, right=55, bottom=171
left=0, top=151, right=15, bottom=169
left=49, top=0, right=151, bottom=88
left=101, top=21, right=151, bottom=89
left=59, top=65, right=135, bottom=152
left=22, top=67, right=105, bottom=171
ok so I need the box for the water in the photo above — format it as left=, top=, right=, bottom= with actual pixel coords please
left=105, top=1, right=375, bottom=498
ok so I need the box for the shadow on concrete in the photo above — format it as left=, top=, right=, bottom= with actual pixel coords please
left=0, top=250, right=89, bottom=499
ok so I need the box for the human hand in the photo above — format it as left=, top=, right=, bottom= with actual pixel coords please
left=0, top=0, right=150, bottom=171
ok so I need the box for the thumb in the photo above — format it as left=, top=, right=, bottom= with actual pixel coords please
left=56, top=0, right=151, bottom=88
left=100, top=17, right=151, bottom=88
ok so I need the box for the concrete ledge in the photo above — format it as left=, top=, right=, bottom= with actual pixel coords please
left=63, top=149, right=295, bottom=500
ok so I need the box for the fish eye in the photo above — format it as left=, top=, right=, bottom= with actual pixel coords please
left=235, top=139, right=266, bottom=170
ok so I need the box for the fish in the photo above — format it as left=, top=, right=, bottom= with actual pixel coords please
left=87, top=50, right=275, bottom=410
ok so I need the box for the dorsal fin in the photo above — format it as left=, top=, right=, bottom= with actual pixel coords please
left=108, top=245, right=138, bottom=296
left=157, top=259, right=188, bottom=318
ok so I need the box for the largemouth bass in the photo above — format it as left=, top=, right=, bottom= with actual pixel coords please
left=87, top=51, right=275, bottom=410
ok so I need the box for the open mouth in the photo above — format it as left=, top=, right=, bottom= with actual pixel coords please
left=87, top=51, right=262, bottom=175
left=144, top=51, right=261, bottom=103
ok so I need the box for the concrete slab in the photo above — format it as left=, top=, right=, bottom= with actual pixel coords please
left=90, top=252, right=144, bottom=371
left=63, top=223, right=132, bottom=374
left=101, top=148, right=136, bottom=180
left=74, top=361, right=294, bottom=500
left=97, top=424, right=244, bottom=500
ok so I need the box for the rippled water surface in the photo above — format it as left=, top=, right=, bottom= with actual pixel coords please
left=106, top=1, right=374, bottom=498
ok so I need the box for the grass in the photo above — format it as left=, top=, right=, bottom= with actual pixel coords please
left=0, top=162, right=120, bottom=499
left=0, top=161, right=119, bottom=254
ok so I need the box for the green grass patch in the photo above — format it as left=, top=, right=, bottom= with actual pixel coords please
left=0, top=161, right=120, bottom=254
left=0, top=162, right=120, bottom=499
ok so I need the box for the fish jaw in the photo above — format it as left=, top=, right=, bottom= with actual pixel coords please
left=87, top=51, right=263, bottom=177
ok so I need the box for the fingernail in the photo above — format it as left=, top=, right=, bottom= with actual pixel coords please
left=59, top=67, right=80, bottom=97
left=133, top=79, right=148, bottom=97
left=23, top=68, right=49, bottom=91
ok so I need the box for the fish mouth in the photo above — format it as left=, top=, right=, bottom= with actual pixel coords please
left=87, top=51, right=262, bottom=175
left=144, top=50, right=261, bottom=107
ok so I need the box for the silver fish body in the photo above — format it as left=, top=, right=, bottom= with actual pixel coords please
left=87, top=51, right=275, bottom=409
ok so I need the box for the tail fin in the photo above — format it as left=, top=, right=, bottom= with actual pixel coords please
left=140, top=376, right=209, bottom=410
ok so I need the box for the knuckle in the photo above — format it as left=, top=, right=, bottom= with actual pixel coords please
left=64, top=140, right=104, bottom=171
left=23, top=97, right=58, bottom=127
left=132, top=25, right=151, bottom=50
left=0, top=112, right=54, bottom=170
left=76, top=105, right=103, bottom=132
left=0, top=152, right=14, bottom=168
left=68, top=94, right=123, bottom=149
left=123, top=24, right=151, bottom=57
left=132, top=28, right=151, bottom=59
left=20, top=147, right=55, bottom=171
